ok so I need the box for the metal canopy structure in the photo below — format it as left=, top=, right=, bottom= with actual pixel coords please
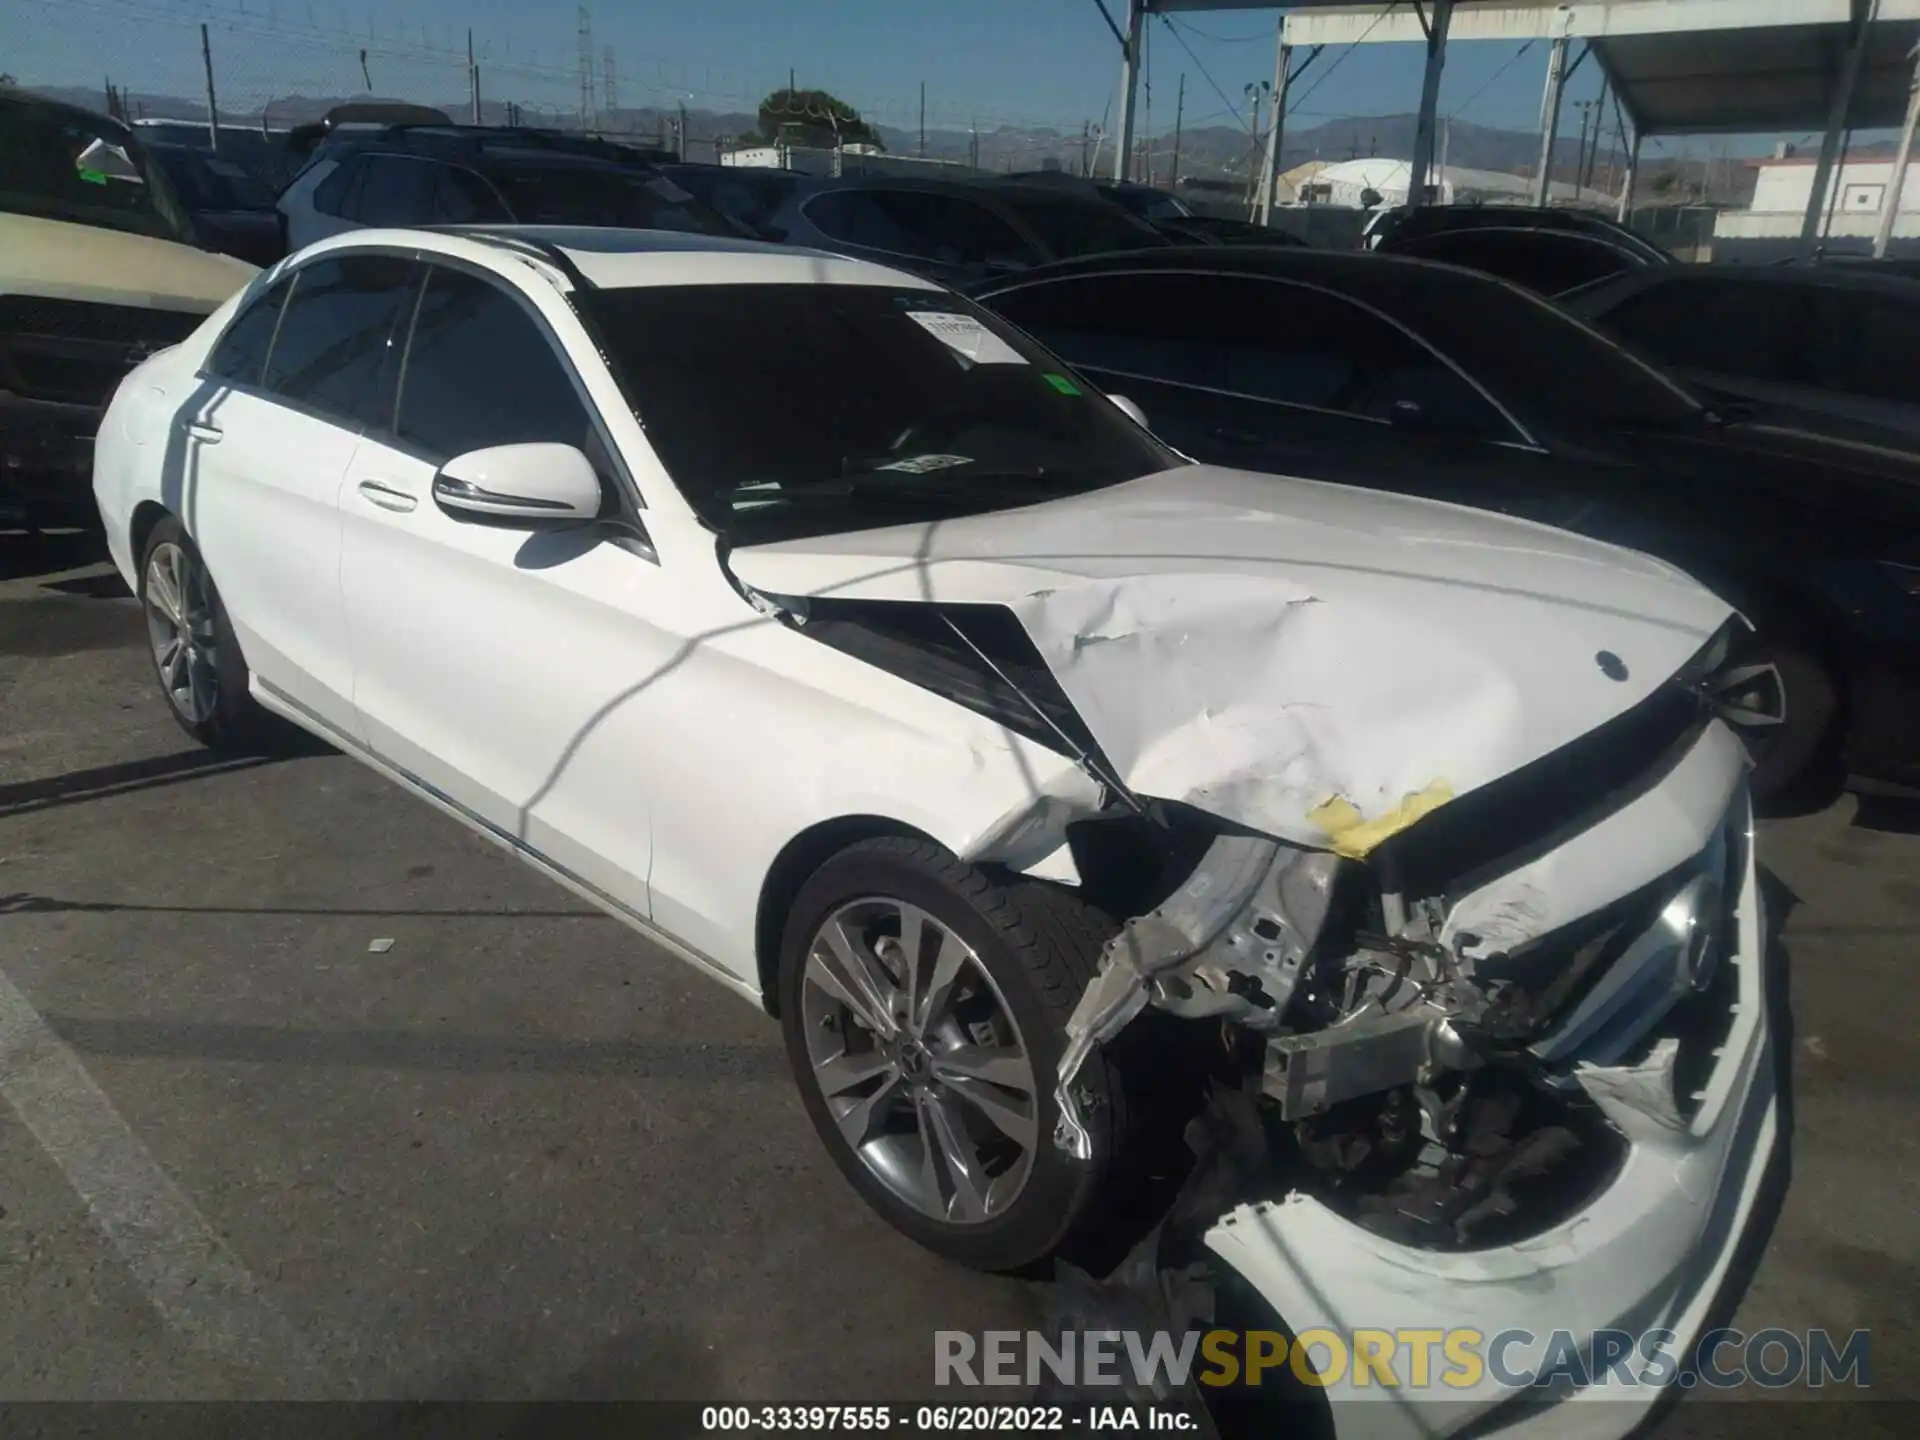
left=1106, top=0, right=1920, bottom=254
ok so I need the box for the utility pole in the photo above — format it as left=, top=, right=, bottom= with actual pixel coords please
left=1257, top=31, right=1291, bottom=226
left=1405, top=0, right=1454, bottom=209
left=603, top=46, right=618, bottom=131
left=1080, top=120, right=1092, bottom=178
left=677, top=99, right=688, bottom=161
left=918, top=81, right=926, bottom=157
left=576, top=7, right=595, bottom=132
left=1112, top=0, right=1143, bottom=182
left=969, top=116, right=979, bottom=173
left=1572, top=99, right=1595, bottom=199
left=468, top=29, right=481, bottom=125
left=1532, top=33, right=1570, bottom=206
left=199, top=24, right=219, bottom=150
left=1169, top=74, right=1185, bottom=190
left=1874, top=41, right=1920, bottom=258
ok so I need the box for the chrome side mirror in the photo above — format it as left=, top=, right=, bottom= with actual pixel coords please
left=1106, top=393, right=1149, bottom=429
left=432, top=442, right=603, bottom=525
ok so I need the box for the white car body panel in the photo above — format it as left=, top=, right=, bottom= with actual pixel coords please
left=92, top=227, right=1780, bottom=1440
left=0, top=210, right=256, bottom=312
left=729, top=465, right=1732, bottom=851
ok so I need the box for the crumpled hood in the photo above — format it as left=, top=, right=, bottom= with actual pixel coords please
left=728, top=464, right=1735, bottom=851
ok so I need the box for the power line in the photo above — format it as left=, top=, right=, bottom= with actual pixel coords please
left=1166, top=17, right=1271, bottom=45
left=1157, top=14, right=1245, bottom=128
left=1288, top=2, right=1399, bottom=116
left=1446, top=39, right=1535, bottom=122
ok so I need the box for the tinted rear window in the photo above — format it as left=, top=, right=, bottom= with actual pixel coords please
left=579, top=282, right=1173, bottom=542
left=995, top=194, right=1167, bottom=260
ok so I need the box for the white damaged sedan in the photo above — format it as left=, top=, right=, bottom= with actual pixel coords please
left=94, top=227, right=1779, bottom=1436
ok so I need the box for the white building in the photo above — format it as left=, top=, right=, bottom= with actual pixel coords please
left=1303, top=157, right=1612, bottom=209
left=1714, top=153, right=1920, bottom=249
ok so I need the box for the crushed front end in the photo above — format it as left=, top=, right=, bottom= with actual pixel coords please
left=1049, top=657, right=1779, bottom=1439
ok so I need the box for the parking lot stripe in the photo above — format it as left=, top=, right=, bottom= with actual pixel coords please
left=0, top=967, right=330, bottom=1394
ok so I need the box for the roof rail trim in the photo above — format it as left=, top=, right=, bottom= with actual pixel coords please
left=434, top=229, right=599, bottom=293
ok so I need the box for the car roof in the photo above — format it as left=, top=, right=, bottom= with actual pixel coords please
left=305, top=223, right=944, bottom=293
left=1575, top=258, right=1920, bottom=307
left=969, top=242, right=1498, bottom=301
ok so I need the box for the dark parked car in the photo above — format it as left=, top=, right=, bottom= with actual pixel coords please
left=1366, top=204, right=1672, bottom=297
left=1563, top=262, right=1920, bottom=448
left=762, top=174, right=1168, bottom=286
left=276, top=125, right=748, bottom=251
left=659, top=162, right=806, bottom=240
left=974, top=246, right=1920, bottom=800
left=1002, top=170, right=1304, bottom=247
left=145, top=142, right=283, bottom=265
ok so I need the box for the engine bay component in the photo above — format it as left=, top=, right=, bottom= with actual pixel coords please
left=1052, top=832, right=1342, bottom=1158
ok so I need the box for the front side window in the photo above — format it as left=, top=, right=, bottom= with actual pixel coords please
left=1597, top=276, right=1802, bottom=385
left=1407, top=230, right=1635, bottom=297
left=577, top=282, right=1176, bottom=543
left=396, top=266, right=591, bottom=459
left=261, top=254, right=417, bottom=426
left=1374, top=266, right=1707, bottom=432
left=1798, top=288, right=1920, bottom=406
left=205, top=275, right=293, bottom=385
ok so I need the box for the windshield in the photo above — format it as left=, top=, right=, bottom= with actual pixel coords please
left=579, top=283, right=1175, bottom=543
left=0, top=100, right=193, bottom=243
left=1367, top=265, right=1706, bottom=431
left=490, top=161, right=739, bottom=234
left=994, top=193, right=1167, bottom=260
left=152, top=147, right=275, bottom=212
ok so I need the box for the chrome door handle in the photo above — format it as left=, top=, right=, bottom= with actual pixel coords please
left=357, top=479, right=418, bottom=513
left=184, top=421, right=223, bottom=443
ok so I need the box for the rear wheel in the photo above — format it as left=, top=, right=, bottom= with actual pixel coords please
left=778, top=837, right=1125, bottom=1272
left=138, top=517, right=273, bottom=752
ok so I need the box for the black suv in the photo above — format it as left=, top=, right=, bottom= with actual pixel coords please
left=276, top=125, right=746, bottom=251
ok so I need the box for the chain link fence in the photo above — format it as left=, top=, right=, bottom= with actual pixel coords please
left=8, top=0, right=1101, bottom=183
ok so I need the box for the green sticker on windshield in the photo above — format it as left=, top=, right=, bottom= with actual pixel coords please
left=77, top=168, right=109, bottom=185
left=1043, top=372, right=1082, bottom=396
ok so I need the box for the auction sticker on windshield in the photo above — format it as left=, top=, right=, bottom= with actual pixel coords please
left=907, top=311, right=1028, bottom=366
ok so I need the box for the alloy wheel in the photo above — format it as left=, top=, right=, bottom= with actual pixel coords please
left=799, top=897, right=1039, bottom=1225
left=144, top=541, right=219, bottom=725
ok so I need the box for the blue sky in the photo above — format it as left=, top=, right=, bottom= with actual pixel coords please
left=11, top=1, right=1811, bottom=158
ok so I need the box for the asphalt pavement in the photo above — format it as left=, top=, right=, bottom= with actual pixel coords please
left=1, top=527, right=1914, bottom=1424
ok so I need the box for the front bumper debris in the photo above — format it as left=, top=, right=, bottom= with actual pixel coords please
left=1200, top=725, right=1778, bottom=1438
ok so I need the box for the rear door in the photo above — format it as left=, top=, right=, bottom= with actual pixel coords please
left=338, top=260, right=675, bottom=918
left=184, top=251, right=417, bottom=732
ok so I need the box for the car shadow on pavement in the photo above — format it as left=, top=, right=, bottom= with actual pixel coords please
left=0, top=527, right=110, bottom=584
left=1850, top=792, right=1920, bottom=836
left=36, top=1013, right=785, bottom=1083
left=0, top=748, right=313, bottom=822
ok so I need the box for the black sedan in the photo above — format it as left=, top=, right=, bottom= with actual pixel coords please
left=973, top=246, right=1920, bottom=802
left=1562, top=261, right=1920, bottom=450
left=1366, top=203, right=1671, bottom=298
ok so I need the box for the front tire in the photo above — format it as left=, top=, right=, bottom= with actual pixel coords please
left=1716, top=621, right=1837, bottom=804
left=778, top=837, right=1126, bottom=1272
left=138, top=516, right=272, bottom=752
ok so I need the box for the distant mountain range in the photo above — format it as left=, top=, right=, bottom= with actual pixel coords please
left=35, top=83, right=1752, bottom=205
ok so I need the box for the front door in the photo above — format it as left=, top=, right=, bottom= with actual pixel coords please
left=338, top=260, right=678, bottom=918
